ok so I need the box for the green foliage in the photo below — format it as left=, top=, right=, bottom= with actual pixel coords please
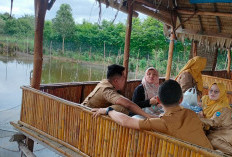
left=52, top=4, right=75, bottom=41
left=3, top=14, right=34, bottom=36
left=130, top=17, right=168, bottom=58
left=43, top=21, right=53, bottom=41
left=1, top=9, right=230, bottom=77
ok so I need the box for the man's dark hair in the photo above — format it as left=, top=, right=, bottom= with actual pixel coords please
left=107, top=64, right=125, bottom=79
left=158, top=80, right=182, bottom=106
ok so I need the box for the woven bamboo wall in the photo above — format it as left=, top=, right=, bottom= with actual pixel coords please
left=39, top=78, right=166, bottom=104
left=20, top=86, right=223, bottom=157
left=39, top=76, right=232, bottom=105
left=202, top=75, right=232, bottom=91
left=202, top=70, right=232, bottom=79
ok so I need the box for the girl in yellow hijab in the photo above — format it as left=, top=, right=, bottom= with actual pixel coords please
left=175, top=56, right=207, bottom=93
left=202, top=83, right=230, bottom=118
left=200, top=83, right=232, bottom=155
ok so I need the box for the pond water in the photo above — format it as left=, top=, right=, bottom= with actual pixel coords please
left=0, top=55, right=140, bottom=111
left=0, top=54, right=142, bottom=157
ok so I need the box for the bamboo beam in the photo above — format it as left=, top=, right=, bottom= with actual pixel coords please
left=175, top=28, right=232, bottom=40
left=133, top=2, right=172, bottom=26
left=213, top=4, right=221, bottom=33
left=165, top=28, right=175, bottom=80
left=123, top=0, right=133, bottom=91
left=191, top=40, right=198, bottom=58
left=177, top=9, right=232, bottom=18
left=31, top=0, right=48, bottom=89
left=227, top=49, right=231, bottom=79
left=98, top=0, right=138, bottom=17
left=198, top=15, right=203, bottom=33
left=135, top=0, right=170, bottom=15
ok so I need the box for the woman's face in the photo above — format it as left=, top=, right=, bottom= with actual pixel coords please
left=209, top=84, right=220, bottom=100
left=145, top=69, right=158, bottom=84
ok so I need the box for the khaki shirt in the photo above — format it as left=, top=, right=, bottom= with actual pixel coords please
left=82, top=79, right=123, bottom=108
left=200, top=108, right=232, bottom=146
left=139, top=106, right=213, bottom=149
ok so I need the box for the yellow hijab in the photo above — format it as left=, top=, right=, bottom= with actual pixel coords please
left=202, top=83, right=230, bottom=118
left=175, top=56, right=207, bottom=91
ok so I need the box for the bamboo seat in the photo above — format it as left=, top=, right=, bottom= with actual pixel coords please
left=12, top=85, right=229, bottom=157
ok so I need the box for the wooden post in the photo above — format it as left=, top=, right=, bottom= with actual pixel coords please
left=28, top=0, right=48, bottom=152
left=25, top=137, right=34, bottom=154
left=31, top=0, right=48, bottom=89
left=212, top=47, right=218, bottom=76
left=191, top=40, right=198, bottom=57
left=227, top=48, right=231, bottom=79
left=165, top=28, right=175, bottom=80
left=123, top=0, right=133, bottom=87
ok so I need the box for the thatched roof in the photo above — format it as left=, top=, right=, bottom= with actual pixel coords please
left=98, top=0, right=232, bottom=49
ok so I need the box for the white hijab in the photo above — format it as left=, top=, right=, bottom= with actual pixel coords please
left=142, top=67, right=159, bottom=100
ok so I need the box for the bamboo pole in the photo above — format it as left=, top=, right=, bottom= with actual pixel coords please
left=191, top=40, right=198, bottom=58
left=98, top=0, right=138, bottom=17
left=212, top=47, right=218, bottom=76
left=123, top=0, right=133, bottom=92
left=227, top=49, right=231, bottom=79
left=177, top=9, right=232, bottom=18
left=165, top=28, right=175, bottom=80
left=31, top=0, right=48, bottom=89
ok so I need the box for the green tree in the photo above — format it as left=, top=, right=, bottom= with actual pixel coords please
left=52, top=4, right=75, bottom=54
left=3, top=15, right=34, bottom=36
left=43, top=21, right=53, bottom=41
left=0, top=18, right=5, bottom=34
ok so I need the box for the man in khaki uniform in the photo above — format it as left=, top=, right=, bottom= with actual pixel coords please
left=82, top=64, right=152, bottom=118
left=92, top=80, right=213, bottom=149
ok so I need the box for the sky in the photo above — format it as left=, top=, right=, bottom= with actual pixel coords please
left=0, top=0, right=147, bottom=24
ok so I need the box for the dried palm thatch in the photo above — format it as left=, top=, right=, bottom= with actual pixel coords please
left=99, top=0, right=232, bottom=49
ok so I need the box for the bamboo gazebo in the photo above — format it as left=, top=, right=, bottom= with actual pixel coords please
left=10, top=0, right=232, bottom=156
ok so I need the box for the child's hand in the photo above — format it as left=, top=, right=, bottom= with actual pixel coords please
left=197, top=111, right=204, bottom=118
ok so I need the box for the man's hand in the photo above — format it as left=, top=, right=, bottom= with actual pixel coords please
left=91, top=108, right=107, bottom=117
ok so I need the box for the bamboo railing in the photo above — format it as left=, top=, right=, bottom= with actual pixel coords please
left=19, top=86, right=225, bottom=157
left=202, top=75, right=232, bottom=91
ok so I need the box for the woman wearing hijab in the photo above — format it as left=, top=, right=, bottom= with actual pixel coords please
left=175, top=56, right=207, bottom=97
left=132, top=67, right=162, bottom=116
left=200, top=83, right=232, bottom=155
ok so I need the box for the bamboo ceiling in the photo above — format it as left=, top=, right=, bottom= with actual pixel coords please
left=99, top=0, right=232, bottom=49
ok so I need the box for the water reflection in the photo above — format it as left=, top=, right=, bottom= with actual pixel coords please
left=0, top=54, right=142, bottom=157
left=0, top=55, right=141, bottom=110
left=0, top=56, right=33, bottom=111
left=41, top=59, right=108, bottom=83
